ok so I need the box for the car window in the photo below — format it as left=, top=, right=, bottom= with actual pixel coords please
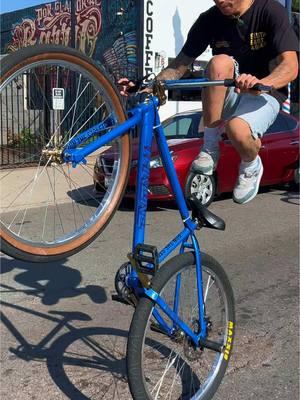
left=163, top=117, right=193, bottom=138
left=265, top=113, right=298, bottom=135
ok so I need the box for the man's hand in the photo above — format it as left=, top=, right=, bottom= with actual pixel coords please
left=235, top=74, right=262, bottom=95
left=118, top=78, right=137, bottom=96
left=117, top=77, right=153, bottom=96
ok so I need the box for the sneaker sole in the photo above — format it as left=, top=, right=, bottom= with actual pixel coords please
left=191, top=163, right=217, bottom=176
left=233, top=161, right=264, bottom=204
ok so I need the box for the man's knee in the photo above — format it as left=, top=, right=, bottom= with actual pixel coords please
left=225, top=117, right=252, bottom=142
left=206, top=55, right=234, bottom=78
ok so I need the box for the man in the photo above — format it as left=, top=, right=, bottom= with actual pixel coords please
left=120, top=0, right=298, bottom=204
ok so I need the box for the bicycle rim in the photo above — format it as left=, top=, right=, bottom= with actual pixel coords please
left=139, top=263, right=231, bottom=399
left=0, top=47, right=130, bottom=260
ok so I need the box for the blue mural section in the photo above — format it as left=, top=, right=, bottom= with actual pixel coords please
left=95, top=1, right=138, bottom=80
left=0, top=0, right=140, bottom=80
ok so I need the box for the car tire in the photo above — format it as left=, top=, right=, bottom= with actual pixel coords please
left=185, top=171, right=216, bottom=207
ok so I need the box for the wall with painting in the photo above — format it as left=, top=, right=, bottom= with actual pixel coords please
left=0, top=0, right=140, bottom=81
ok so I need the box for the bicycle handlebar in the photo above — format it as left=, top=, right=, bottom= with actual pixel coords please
left=162, top=78, right=273, bottom=92
left=223, top=78, right=273, bottom=92
left=125, top=78, right=273, bottom=100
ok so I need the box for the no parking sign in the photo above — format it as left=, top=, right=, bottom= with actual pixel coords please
left=52, top=88, right=65, bottom=110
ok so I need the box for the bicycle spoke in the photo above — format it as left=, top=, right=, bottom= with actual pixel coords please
left=17, top=157, right=53, bottom=237
left=53, top=82, right=92, bottom=147
left=204, top=275, right=212, bottom=302
left=70, top=73, right=82, bottom=137
left=4, top=157, right=51, bottom=227
left=46, top=164, right=65, bottom=238
left=53, top=163, right=103, bottom=208
left=66, top=102, right=106, bottom=145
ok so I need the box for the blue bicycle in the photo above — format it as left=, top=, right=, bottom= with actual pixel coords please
left=0, top=45, right=264, bottom=399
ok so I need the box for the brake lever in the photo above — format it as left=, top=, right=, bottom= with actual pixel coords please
left=224, top=78, right=273, bottom=92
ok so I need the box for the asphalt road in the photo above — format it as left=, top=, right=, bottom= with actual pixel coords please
left=0, top=185, right=299, bottom=400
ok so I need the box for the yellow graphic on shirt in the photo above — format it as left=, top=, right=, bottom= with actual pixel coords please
left=250, top=32, right=267, bottom=50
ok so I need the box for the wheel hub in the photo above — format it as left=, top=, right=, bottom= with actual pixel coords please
left=42, top=147, right=64, bottom=165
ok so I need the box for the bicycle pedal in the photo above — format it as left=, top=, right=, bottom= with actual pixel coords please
left=128, top=243, right=159, bottom=276
left=111, top=293, right=138, bottom=308
left=111, top=294, right=131, bottom=305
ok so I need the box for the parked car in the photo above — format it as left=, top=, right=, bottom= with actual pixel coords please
left=93, top=110, right=299, bottom=206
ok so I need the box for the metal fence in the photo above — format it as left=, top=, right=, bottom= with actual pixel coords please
left=0, top=68, right=106, bottom=168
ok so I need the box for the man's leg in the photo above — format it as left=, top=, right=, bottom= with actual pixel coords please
left=226, top=117, right=261, bottom=161
left=192, top=54, right=235, bottom=174
left=225, top=88, right=280, bottom=203
left=225, top=116, right=264, bottom=204
left=202, top=54, right=234, bottom=127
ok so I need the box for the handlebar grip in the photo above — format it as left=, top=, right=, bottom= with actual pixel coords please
left=224, top=79, right=272, bottom=92
left=224, top=79, right=236, bottom=87
left=251, top=83, right=273, bottom=92
left=126, top=84, right=138, bottom=94
left=123, top=81, right=149, bottom=94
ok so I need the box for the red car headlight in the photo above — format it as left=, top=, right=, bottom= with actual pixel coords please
left=149, top=152, right=178, bottom=169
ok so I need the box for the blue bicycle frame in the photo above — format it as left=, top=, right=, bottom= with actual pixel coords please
left=64, top=78, right=231, bottom=348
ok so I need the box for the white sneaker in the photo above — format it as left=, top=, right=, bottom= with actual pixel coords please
left=233, top=156, right=264, bottom=204
left=191, top=150, right=219, bottom=175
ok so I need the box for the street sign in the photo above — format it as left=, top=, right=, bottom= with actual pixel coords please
left=52, top=88, right=65, bottom=110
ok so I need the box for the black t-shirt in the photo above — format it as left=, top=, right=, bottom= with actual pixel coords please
left=181, top=0, right=299, bottom=103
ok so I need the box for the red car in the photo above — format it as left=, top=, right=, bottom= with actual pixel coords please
left=94, top=110, right=299, bottom=206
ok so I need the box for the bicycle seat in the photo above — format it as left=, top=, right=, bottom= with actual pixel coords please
left=187, top=196, right=226, bottom=230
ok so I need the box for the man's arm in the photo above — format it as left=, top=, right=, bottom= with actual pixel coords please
left=261, top=51, right=299, bottom=88
left=118, top=51, right=195, bottom=95
left=235, top=51, right=298, bottom=92
left=157, top=51, right=195, bottom=81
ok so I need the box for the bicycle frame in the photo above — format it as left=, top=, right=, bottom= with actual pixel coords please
left=64, top=78, right=227, bottom=347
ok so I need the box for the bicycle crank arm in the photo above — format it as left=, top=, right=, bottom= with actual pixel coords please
left=199, top=338, right=223, bottom=353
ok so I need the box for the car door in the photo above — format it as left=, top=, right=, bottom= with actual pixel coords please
left=261, top=112, right=299, bottom=184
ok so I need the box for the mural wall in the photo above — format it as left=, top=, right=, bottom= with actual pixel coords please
left=0, top=0, right=140, bottom=80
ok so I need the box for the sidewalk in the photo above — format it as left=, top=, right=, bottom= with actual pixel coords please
left=0, top=153, right=100, bottom=213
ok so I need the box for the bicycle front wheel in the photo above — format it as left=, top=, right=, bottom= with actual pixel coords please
left=127, top=252, right=235, bottom=400
left=0, top=45, right=131, bottom=262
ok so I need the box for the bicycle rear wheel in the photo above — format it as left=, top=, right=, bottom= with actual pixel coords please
left=0, top=45, right=131, bottom=262
left=127, top=252, right=235, bottom=400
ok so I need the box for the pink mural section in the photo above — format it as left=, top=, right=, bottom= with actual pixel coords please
left=8, top=0, right=102, bottom=57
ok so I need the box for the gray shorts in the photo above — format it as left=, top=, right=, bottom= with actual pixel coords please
left=221, top=59, right=280, bottom=139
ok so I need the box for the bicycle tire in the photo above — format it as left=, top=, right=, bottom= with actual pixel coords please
left=127, top=252, right=235, bottom=400
left=0, top=45, right=131, bottom=262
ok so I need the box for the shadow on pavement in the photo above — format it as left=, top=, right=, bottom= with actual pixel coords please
left=47, top=326, right=129, bottom=399
left=1, top=302, right=130, bottom=399
left=0, top=257, right=107, bottom=305
left=119, top=197, right=173, bottom=212
left=262, top=183, right=300, bottom=205
left=278, top=185, right=300, bottom=205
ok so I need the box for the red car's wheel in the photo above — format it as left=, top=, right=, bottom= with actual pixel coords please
left=185, top=171, right=216, bottom=207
